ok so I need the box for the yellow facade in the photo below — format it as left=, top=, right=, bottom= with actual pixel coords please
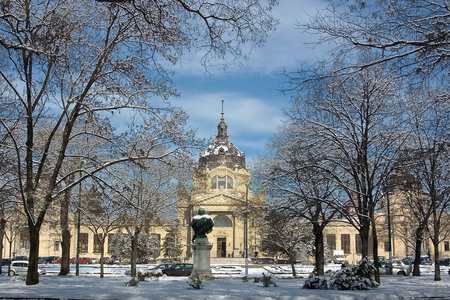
left=323, top=189, right=450, bottom=264
left=176, top=114, right=265, bottom=260
left=177, top=165, right=265, bottom=259
left=3, top=118, right=449, bottom=265
left=1, top=209, right=168, bottom=261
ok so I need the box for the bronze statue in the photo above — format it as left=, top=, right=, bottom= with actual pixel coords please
left=191, top=206, right=214, bottom=243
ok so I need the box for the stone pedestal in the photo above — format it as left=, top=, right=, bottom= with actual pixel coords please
left=191, top=238, right=213, bottom=279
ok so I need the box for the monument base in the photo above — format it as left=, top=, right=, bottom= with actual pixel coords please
left=191, top=238, right=213, bottom=279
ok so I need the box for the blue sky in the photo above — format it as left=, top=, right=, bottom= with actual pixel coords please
left=169, top=0, right=328, bottom=164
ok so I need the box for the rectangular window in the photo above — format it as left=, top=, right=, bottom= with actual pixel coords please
left=54, top=240, right=60, bottom=252
left=227, top=176, right=233, bottom=189
left=94, top=233, right=102, bottom=253
left=444, top=241, right=449, bottom=251
left=327, top=234, right=336, bottom=251
left=108, top=233, right=114, bottom=253
left=341, top=234, right=350, bottom=254
left=384, top=242, right=390, bottom=252
left=80, top=233, right=88, bottom=253
left=355, top=234, right=362, bottom=254
left=218, top=176, right=226, bottom=188
left=19, top=231, right=30, bottom=250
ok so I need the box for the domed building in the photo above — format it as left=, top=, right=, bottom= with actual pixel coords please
left=177, top=111, right=266, bottom=261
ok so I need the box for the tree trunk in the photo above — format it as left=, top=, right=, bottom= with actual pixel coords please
left=130, top=233, right=139, bottom=277
left=289, top=256, right=297, bottom=277
left=0, top=217, right=5, bottom=275
left=359, top=227, right=370, bottom=259
left=413, top=226, right=424, bottom=276
left=313, top=224, right=325, bottom=276
left=433, top=240, right=440, bottom=281
left=59, top=228, right=71, bottom=275
left=370, top=206, right=380, bottom=284
left=59, top=194, right=71, bottom=275
left=100, top=239, right=105, bottom=278
left=8, top=236, right=13, bottom=276
left=431, top=192, right=441, bottom=281
left=59, top=179, right=72, bottom=275
left=26, top=224, right=41, bottom=285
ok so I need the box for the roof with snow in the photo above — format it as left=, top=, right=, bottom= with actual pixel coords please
left=198, top=111, right=246, bottom=170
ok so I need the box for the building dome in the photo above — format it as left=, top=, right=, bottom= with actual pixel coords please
left=198, top=112, right=246, bottom=170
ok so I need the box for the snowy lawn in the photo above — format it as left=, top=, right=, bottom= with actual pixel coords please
left=0, top=266, right=449, bottom=299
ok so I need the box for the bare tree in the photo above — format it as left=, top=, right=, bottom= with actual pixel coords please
left=0, top=158, right=17, bottom=274
left=302, top=0, right=449, bottom=82
left=259, top=208, right=313, bottom=277
left=283, top=53, right=408, bottom=283
left=80, top=182, right=124, bottom=278
left=109, top=232, right=160, bottom=265
left=0, top=104, right=19, bottom=274
left=58, top=174, right=74, bottom=276
left=261, top=126, right=340, bottom=276
left=119, top=158, right=180, bottom=277
left=402, top=86, right=450, bottom=281
left=0, top=0, right=277, bottom=285
left=395, top=174, right=433, bottom=277
left=1, top=203, right=26, bottom=276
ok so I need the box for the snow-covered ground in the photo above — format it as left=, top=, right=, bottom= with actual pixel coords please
left=1, top=264, right=449, bottom=299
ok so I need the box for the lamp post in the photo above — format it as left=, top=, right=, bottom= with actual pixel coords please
left=386, top=185, right=392, bottom=263
left=76, top=161, right=83, bottom=276
left=244, top=183, right=250, bottom=276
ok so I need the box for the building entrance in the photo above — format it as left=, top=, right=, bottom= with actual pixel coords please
left=217, top=237, right=226, bottom=258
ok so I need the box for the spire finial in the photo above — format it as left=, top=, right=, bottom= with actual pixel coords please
left=217, top=100, right=228, bottom=141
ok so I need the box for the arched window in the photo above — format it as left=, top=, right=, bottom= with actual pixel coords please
left=211, top=175, right=233, bottom=189
left=213, top=215, right=232, bottom=227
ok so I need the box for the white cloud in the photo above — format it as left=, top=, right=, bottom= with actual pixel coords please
left=173, top=91, right=284, bottom=159
left=169, top=0, right=330, bottom=160
left=171, top=0, right=328, bottom=76
left=176, top=92, right=282, bottom=135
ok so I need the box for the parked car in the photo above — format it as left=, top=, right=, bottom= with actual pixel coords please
left=89, top=258, right=99, bottom=264
left=416, top=255, right=433, bottom=265
left=153, top=263, right=174, bottom=271
left=250, top=257, right=275, bottom=264
left=69, top=257, right=91, bottom=264
left=51, top=257, right=61, bottom=264
left=101, top=257, right=114, bottom=265
left=38, top=256, right=59, bottom=264
left=401, top=256, right=414, bottom=265
left=125, top=263, right=174, bottom=276
left=44, top=256, right=60, bottom=264
left=439, top=257, right=450, bottom=266
left=161, top=263, right=193, bottom=276
left=2, top=258, right=11, bottom=266
left=379, top=259, right=411, bottom=276
left=12, top=256, right=28, bottom=261
left=9, top=260, right=46, bottom=276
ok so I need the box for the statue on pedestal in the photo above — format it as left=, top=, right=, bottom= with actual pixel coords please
left=190, top=206, right=214, bottom=278
left=191, top=206, right=214, bottom=243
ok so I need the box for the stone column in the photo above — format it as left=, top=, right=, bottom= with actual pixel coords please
left=191, top=237, right=213, bottom=279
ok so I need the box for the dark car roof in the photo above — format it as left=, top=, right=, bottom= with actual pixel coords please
left=165, top=263, right=192, bottom=268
